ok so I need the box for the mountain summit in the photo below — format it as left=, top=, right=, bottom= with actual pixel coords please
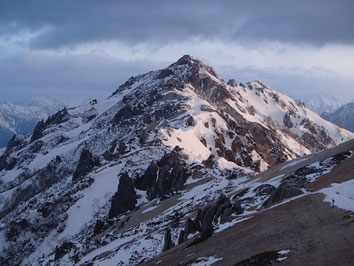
left=0, top=56, right=353, bottom=265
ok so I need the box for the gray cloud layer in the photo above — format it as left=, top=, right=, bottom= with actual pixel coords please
left=1, top=0, right=353, bottom=48
left=0, top=51, right=165, bottom=101
left=1, top=1, right=353, bottom=103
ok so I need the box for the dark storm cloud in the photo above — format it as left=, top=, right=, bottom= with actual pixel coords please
left=0, top=0, right=353, bottom=48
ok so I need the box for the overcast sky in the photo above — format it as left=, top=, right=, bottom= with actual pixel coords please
left=1, top=0, right=354, bottom=104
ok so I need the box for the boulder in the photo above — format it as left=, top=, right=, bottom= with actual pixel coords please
left=118, top=141, right=128, bottom=154
left=202, top=154, right=215, bottom=169
left=135, top=160, right=160, bottom=192
left=163, top=228, right=174, bottom=252
left=186, top=116, right=195, bottom=127
left=178, top=230, right=185, bottom=245
left=253, top=184, right=276, bottom=197
left=157, top=165, right=172, bottom=196
left=108, top=172, right=137, bottom=218
left=192, top=169, right=203, bottom=179
left=183, top=218, right=196, bottom=241
left=93, top=220, right=106, bottom=235
left=186, top=228, right=214, bottom=248
left=72, top=149, right=100, bottom=181
left=233, top=200, right=244, bottom=215
left=263, top=182, right=303, bottom=207
left=199, top=137, right=207, bottom=147
left=200, top=205, right=218, bottom=232
left=140, top=147, right=190, bottom=200
left=54, top=242, right=74, bottom=260
left=213, top=194, right=233, bottom=223
left=220, top=208, right=233, bottom=223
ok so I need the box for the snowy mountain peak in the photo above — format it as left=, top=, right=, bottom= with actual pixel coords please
left=304, top=94, right=352, bottom=115
left=0, top=56, right=353, bottom=265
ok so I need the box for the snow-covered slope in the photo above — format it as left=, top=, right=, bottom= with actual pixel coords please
left=304, top=94, right=351, bottom=115
left=321, top=102, right=354, bottom=132
left=0, top=55, right=353, bottom=265
left=0, top=98, right=71, bottom=147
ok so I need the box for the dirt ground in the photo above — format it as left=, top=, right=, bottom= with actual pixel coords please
left=143, top=193, right=354, bottom=266
left=143, top=141, right=354, bottom=266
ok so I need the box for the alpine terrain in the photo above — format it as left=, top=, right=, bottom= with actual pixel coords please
left=0, top=55, right=353, bottom=266
left=321, top=102, right=354, bottom=132
left=304, top=94, right=351, bottom=115
left=0, top=99, right=70, bottom=148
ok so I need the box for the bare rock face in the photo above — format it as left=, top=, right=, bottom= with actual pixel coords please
left=72, top=149, right=100, bottom=181
left=0, top=154, right=17, bottom=171
left=30, top=109, right=69, bottom=143
left=227, top=79, right=237, bottom=87
left=185, top=116, right=195, bottom=127
left=178, top=194, right=243, bottom=245
left=283, top=112, right=294, bottom=128
left=135, top=147, right=190, bottom=200
left=163, top=228, right=174, bottom=252
left=108, top=172, right=137, bottom=218
left=135, top=160, right=160, bottom=190
left=263, top=182, right=303, bottom=207
left=30, top=120, right=45, bottom=143
left=202, top=154, right=215, bottom=169
left=54, top=242, right=74, bottom=261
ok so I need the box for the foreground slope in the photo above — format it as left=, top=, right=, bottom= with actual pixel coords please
left=144, top=139, right=354, bottom=266
left=0, top=56, right=353, bottom=265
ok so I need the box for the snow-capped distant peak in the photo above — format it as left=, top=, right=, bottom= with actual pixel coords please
left=304, top=94, right=351, bottom=115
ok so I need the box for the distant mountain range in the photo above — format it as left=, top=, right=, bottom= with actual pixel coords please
left=0, top=98, right=76, bottom=147
left=304, top=94, right=352, bottom=115
left=321, top=102, right=354, bottom=132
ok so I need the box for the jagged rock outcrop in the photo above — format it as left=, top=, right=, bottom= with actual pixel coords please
left=30, top=108, right=69, bottom=143
left=135, top=147, right=190, bottom=200
left=72, top=149, right=100, bottom=181
left=163, top=228, right=174, bottom=252
left=178, top=194, right=243, bottom=245
left=30, top=120, right=45, bottom=143
left=54, top=242, right=74, bottom=261
left=185, top=116, right=195, bottom=127
left=108, top=172, right=137, bottom=218
left=263, top=182, right=304, bottom=207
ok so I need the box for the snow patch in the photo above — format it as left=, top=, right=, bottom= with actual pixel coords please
left=280, top=157, right=309, bottom=170
left=321, top=179, right=354, bottom=212
left=190, top=256, right=223, bottom=266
